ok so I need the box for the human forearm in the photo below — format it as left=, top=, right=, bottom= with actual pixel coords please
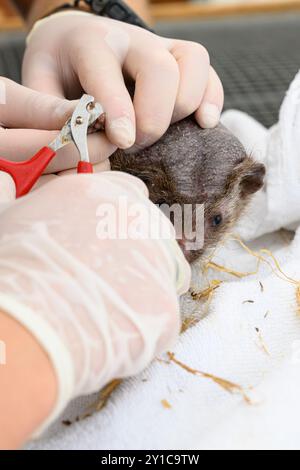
left=12, top=0, right=150, bottom=27
left=0, top=310, right=57, bottom=449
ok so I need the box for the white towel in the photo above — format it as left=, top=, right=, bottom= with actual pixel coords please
left=27, top=72, right=300, bottom=451
left=222, top=70, right=300, bottom=240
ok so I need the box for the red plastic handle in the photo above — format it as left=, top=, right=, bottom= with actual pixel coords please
left=0, top=147, right=56, bottom=198
left=77, top=161, right=94, bottom=174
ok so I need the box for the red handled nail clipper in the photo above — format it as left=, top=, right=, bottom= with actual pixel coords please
left=0, top=94, right=104, bottom=198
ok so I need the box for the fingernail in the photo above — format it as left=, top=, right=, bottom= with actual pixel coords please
left=199, top=103, right=220, bottom=129
left=124, top=143, right=143, bottom=154
left=108, top=116, right=136, bottom=149
left=124, top=135, right=152, bottom=154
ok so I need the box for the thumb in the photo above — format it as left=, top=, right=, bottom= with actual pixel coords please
left=0, top=77, right=76, bottom=131
left=0, top=171, right=16, bottom=205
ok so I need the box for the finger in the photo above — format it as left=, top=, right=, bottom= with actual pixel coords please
left=58, top=166, right=149, bottom=200
left=22, top=48, right=65, bottom=97
left=57, top=159, right=111, bottom=177
left=69, top=32, right=136, bottom=149
left=125, top=47, right=180, bottom=150
left=195, top=66, right=224, bottom=129
left=0, top=127, right=116, bottom=173
left=56, top=168, right=149, bottom=206
left=32, top=174, right=58, bottom=191
left=169, top=40, right=210, bottom=123
left=0, top=172, right=16, bottom=203
left=93, top=160, right=111, bottom=173
left=104, top=171, right=149, bottom=198
left=0, top=77, right=76, bottom=130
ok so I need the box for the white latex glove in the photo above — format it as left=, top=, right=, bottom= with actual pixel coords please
left=24, top=11, right=224, bottom=151
left=0, top=171, right=191, bottom=434
left=0, top=77, right=116, bottom=174
left=222, top=71, right=300, bottom=240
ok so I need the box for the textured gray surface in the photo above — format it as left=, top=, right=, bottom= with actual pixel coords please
left=156, top=13, right=300, bottom=127
left=1, top=13, right=300, bottom=127
left=0, top=32, right=25, bottom=84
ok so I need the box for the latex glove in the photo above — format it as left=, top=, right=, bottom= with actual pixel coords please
left=0, top=77, right=116, bottom=174
left=24, top=11, right=224, bottom=152
left=0, top=171, right=191, bottom=434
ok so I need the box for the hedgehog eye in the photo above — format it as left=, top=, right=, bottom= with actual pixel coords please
left=212, top=214, right=223, bottom=227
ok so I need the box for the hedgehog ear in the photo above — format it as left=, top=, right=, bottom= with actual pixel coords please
left=240, top=163, right=266, bottom=198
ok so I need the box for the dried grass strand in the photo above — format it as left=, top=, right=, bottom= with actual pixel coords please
left=167, top=352, right=252, bottom=405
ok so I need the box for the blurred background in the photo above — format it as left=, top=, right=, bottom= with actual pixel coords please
left=1, top=0, right=300, bottom=127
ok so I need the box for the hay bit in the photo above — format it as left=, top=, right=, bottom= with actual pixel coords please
left=161, top=399, right=172, bottom=409
left=93, top=379, right=122, bottom=412
left=206, top=234, right=300, bottom=317
left=297, top=285, right=300, bottom=315
left=191, top=280, right=222, bottom=301
left=255, top=328, right=270, bottom=356
left=167, top=352, right=252, bottom=405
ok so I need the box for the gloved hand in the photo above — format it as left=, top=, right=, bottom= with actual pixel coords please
left=0, top=171, right=191, bottom=434
left=0, top=77, right=116, bottom=174
left=24, top=11, right=224, bottom=152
